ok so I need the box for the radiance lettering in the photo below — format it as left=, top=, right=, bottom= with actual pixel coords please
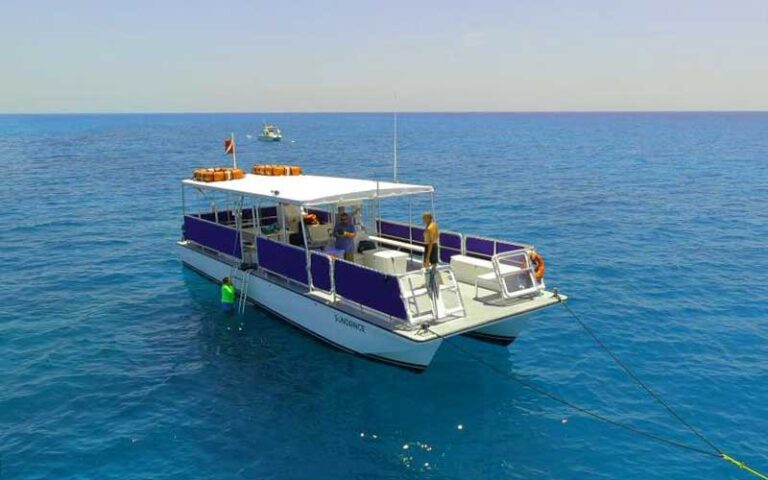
left=334, top=314, right=366, bottom=333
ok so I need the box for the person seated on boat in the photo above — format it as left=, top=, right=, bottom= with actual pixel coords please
left=333, top=212, right=356, bottom=261
left=422, top=212, right=440, bottom=269
left=221, top=277, right=235, bottom=313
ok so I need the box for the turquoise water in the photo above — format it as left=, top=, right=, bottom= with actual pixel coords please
left=1, top=113, right=766, bottom=479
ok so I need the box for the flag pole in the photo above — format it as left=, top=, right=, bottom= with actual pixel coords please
left=231, top=133, right=237, bottom=169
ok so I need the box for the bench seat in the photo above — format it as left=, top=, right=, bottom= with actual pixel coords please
left=450, top=255, right=493, bottom=284
left=450, top=254, right=519, bottom=284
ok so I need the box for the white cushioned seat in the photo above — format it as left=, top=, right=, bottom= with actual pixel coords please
left=450, top=255, right=494, bottom=284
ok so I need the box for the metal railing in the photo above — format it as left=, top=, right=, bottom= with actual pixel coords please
left=398, top=265, right=466, bottom=328
left=491, top=250, right=544, bottom=300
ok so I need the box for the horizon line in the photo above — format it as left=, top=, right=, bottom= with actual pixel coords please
left=1, top=109, right=767, bottom=116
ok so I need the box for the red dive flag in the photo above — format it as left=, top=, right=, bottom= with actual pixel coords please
left=224, top=137, right=235, bottom=154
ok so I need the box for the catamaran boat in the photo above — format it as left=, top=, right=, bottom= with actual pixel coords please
left=258, top=123, right=282, bottom=142
left=178, top=167, right=566, bottom=370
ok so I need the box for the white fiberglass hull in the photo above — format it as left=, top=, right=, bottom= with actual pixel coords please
left=179, top=244, right=442, bottom=370
left=465, top=314, right=533, bottom=345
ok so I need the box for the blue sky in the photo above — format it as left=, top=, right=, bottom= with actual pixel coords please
left=1, top=0, right=766, bottom=112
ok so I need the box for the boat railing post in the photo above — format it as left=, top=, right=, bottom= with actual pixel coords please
left=330, top=257, right=336, bottom=302
left=236, top=195, right=245, bottom=264
left=375, top=181, right=381, bottom=236
left=181, top=185, right=186, bottom=218
left=408, top=195, right=413, bottom=248
left=254, top=201, right=261, bottom=264
left=397, top=275, right=412, bottom=327
left=279, top=203, right=287, bottom=243
left=300, top=206, right=313, bottom=290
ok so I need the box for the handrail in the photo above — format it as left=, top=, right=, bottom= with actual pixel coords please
left=376, top=218, right=464, bottom=264
left=376, top=218, right=464, bottom=242
left=397, top=264, right=465, bottom=328
left=184, top=214, right=242, bottom=259
left=492, top=250, right=544, bottom=299
left=185, top=213, right=239, bottom=230
left=465, top=233, right=531, bottom=258
left=376, top=219, right=524, bottom=260
left=368, top=235, right=425, bottom=253
left=330, top=255, right=336, bottom=302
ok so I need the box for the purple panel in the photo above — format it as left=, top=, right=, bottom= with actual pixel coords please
left=334, top=261, right=407, bottom=320
left=257, top=237, right=308, bottom=284
left=496, top=242, right=525, bottom=253
left=440, top=248, right=461, bottom=264
left=379, top=220, right=411, bottom=241
left=310, top=253, right=332, bottom=291
left=466, top=236, right=495, bottom=258
left=410, top=227, right=425, bottom=243
left=183, top=216, right=241, bottom=258
left=440, top=232, right=461, bottom=250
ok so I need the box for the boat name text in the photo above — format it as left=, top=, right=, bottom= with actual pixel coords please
left=335, top=314, right=365, bottom=333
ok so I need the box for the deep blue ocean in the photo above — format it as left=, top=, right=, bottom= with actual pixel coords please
left=1, top=113, right=766, bottom=479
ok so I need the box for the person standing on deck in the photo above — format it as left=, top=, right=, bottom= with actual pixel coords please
left=422, top=212, right=441, bottom=301
left=221, top=277, right=235, bottom=313
left=422, top=212, right=440, bottom=268
left=334, top=212, right=356, bottom=261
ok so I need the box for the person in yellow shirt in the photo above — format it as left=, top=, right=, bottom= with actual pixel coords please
left=422, top=213, right=441, bottom=297
left=221, top=277, right=235, bottom=313
left=422, top=212, right=440, bottom=268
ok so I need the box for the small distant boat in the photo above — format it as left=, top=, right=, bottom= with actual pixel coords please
left=258, top=123, right=282, bottom=142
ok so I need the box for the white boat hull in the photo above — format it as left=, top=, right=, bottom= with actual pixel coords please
left=179, top=244, right=442, bottom=370
left=465, top=314, right=533, bottom=345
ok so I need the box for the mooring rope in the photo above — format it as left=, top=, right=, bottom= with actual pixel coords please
left=426, top=325, right=719, bottom=458
left=423, top=292, right=768, bottom=479
left=553, top=291, right=722, bottom=455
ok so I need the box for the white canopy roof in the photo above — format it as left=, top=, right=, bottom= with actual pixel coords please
left=182, top=174, right=434, bottom=206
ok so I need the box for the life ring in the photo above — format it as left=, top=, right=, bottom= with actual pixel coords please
left=252, top=164, right=303, bottom=176
left=529, top=250, right=545, bottom=281
left=193, top=167, right=244, bottom=182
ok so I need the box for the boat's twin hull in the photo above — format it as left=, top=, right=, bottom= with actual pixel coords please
left=468, top=313, right=532, bottom=345
left=180, top=246, right=441, bottom=369
left=180, top=245, right=538, bottom=368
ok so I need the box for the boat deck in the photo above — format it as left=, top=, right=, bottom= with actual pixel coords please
left=394, top=281, right=566, bottom=342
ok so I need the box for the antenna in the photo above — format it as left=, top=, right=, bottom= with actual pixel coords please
left=393, top=109, right=398, bottom=183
